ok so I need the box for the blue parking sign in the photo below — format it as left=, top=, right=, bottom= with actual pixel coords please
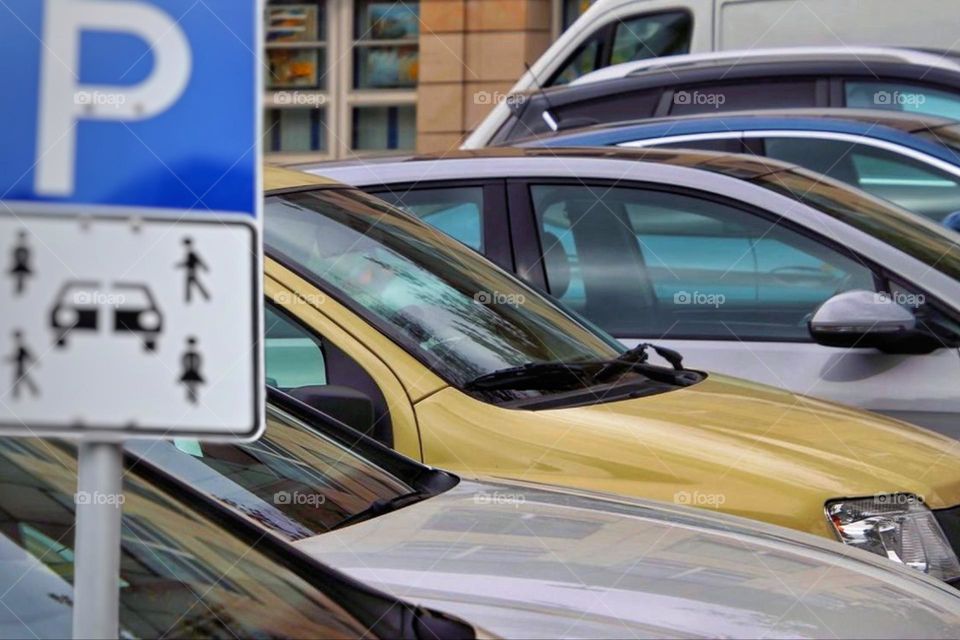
left=0, top=0, right=259, bottom=216
left=0, top=0, right=264, bottom=441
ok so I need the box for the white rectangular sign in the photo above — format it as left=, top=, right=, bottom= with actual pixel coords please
left=0, top=212, right=260, bottom=440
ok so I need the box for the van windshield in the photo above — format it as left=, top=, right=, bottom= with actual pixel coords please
left=264, top=188, right=637, bottom=400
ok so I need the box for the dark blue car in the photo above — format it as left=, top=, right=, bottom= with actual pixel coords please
left=521, top=109, right=960, bottom=227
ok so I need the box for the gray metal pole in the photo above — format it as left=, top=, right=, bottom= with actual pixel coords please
left=72, top=442, right=124, bottom=640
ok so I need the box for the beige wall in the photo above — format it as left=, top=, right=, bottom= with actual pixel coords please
left=416, top=0, right=553, bottom=152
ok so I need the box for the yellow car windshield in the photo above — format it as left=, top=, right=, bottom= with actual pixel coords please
left=264, top=187, right=623, bottom=390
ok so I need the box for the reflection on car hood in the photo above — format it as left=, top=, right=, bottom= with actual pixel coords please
left=295, top=479, right=960, bottom=639
left=415, top=375, right=960, bottom=537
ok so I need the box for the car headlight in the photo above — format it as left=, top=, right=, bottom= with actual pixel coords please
left=827, top=494, right=960, bottom=581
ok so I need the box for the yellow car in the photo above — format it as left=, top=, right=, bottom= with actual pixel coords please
left=263, top=166, right=960, bottom=581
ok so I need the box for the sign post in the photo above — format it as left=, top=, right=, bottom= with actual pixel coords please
left=72, top=443, right=124, bottom=639
left=0, top=1, right=264, bottom=637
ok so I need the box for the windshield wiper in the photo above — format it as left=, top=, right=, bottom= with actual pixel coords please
left=592, top=343, right=694, bottom=385
left=331, top=490, right=429, bottom=530
left=464, top=361, right=597, bottom=391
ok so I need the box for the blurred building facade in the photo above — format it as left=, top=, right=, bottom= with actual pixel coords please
left=264, top=0, right=591, bottom=162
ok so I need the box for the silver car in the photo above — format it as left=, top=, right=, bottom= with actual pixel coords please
left=129, top=390, right=960, bottom=639
left=299, top=148, right=960, bottom=438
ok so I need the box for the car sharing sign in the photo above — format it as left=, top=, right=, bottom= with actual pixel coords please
left=0, top=0, right=263, bottom=440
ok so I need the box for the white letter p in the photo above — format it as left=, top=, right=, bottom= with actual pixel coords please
left=36, top=0, right=192, bottom=196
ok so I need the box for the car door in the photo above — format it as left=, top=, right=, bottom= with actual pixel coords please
left=509, top=179, right=960, bottom=435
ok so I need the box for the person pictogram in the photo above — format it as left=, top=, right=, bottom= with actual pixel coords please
left=7, top=331, right=39, bottom=399
left=176, top=237, right=210, bottom=303
left=179, top=336, right=204, bottom=404
left=9, top=231, right=33, bottom=296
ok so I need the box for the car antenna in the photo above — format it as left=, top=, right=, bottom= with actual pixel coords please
left=524, top=61, right=559, bottom=132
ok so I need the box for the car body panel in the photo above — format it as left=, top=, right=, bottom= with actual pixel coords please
left=295, top=477, right=960, bottom=639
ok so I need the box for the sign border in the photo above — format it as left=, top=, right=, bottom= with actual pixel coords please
left=0, top=209, right=264, bottom=443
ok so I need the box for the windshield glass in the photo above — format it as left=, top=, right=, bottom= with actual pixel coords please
left=0, top=439, right=370, bottom=639
left=127, top=404, right=417, bottom=541
left=753, top=169, right=960, bottom=281
left=264, top=188, right=625, bottom=392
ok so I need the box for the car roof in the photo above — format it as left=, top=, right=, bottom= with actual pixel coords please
left=518, top=108, right=960, bottom=157
left=296, top=146, right=800, bottom=185
left=537, top=108, right=960, bottom=136
left=265, top=164, right=342, bottom=192
left=571, top=47, right=960, bottom=86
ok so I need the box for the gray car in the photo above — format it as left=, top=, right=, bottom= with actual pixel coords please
left=128, top=389, right=960, bottom=639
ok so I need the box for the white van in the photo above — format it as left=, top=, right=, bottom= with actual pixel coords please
left=463, top=0, right=960, bottom=148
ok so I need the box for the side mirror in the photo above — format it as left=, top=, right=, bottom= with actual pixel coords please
left=943, top=210, right=960, bottom=232
left=286, top=384, right=375, bottom=434
left=808, top=290, right=938, bottom=354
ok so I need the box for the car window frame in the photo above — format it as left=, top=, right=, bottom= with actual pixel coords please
left=508, top=177, right=888, bottom=342
left=364, top=179, right=513, bottom=271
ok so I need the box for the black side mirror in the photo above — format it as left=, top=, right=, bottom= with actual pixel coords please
left=808, top=290, right=939, bottom=354
left=286, top=385, right=375, bottom=434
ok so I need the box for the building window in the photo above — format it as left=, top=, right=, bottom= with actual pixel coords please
left=353, top=0, right=420, bottom=89
left=352, top=105, right=416, bottom=150
left=264, top=0, right=419, bottom=159
left=266, top=3, right=327, bottom=90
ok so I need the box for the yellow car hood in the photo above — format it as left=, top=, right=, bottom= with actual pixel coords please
left=417, top=374, right=960, bottom=538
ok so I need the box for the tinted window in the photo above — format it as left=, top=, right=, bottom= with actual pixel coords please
left=764, top=136, right=960, bottom=224
left=549, top=11, right=692, bottom=86
left=0, top=440, right=367, bottom=638
left=265, top=188, right=622, bottom=398
left=753, top=168, right=960, bottom=282
left=374, top=186, right=484, bottom=251
left=531, top=184, right=876, bottom=339
left=668, top=80, right=818, bottom=115
left=128, top=404, right=414, bottom=541
left=846, top=81, right=960, bottom=120
left=610, top=12, right=691, bottom=65
left=551, top=35, right=603, bottom=86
